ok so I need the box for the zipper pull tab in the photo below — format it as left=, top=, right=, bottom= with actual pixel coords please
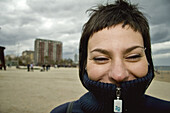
left=114, top=87, right=122, bottom=113
left=116, top=87, right=121, bottom=100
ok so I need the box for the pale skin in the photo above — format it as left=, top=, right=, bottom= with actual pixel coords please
left=86, top=24, right=148, bottom=86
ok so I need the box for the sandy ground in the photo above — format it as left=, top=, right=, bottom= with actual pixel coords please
left=0, top=67, right=170, bottom=113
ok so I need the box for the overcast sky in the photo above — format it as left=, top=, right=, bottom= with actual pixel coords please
left=0, top=0, right=170, bottom=66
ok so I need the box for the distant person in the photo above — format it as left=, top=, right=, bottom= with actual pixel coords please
left=42, top=64, right=45, bottom=71
left=30, top=63, right=34, bottom=71
left=46, top=64, right=48, bottom=71
left=27, top=64, right=30, bottom=72
left=7, top=64, right=11, bottom=68
left=48, top=64, right=51, bottom=70
left=51, top=0, right=170, bottom=113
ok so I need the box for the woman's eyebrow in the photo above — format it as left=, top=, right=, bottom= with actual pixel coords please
left=90, top=48, right=111, bottom=56
left=125, top=46, right=145, bottom=53
left=90, top=46, right=144, bottom=55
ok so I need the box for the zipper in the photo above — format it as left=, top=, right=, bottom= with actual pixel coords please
left=114, top=87, right=122, bottom=113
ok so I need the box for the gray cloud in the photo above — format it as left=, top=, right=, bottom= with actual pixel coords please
left=153, top=56, right=170, bottom=66
left=131, top=0, right=170, bottom=46
left=148, top=0, right=170, bottom=45
left=152, top=49, right=170, bottom=55
left=26, top=0, right=101, bottom=18
left=146, top=0, right=170, bottom=25
left=151, top=25, right=170, bottom=44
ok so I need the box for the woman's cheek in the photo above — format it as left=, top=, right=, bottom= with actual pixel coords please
left=87, top=63, right=106, bottom=81
left=128, top=61, right=148, bottom=78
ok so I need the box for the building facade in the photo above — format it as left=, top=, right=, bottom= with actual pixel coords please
left=22, top=50, right=34, bottom=64
left=5, top=54, right=18, bottom=66
left=74, top=53, right=78, bottom=64
left=34, top=39, right=62, bottom=65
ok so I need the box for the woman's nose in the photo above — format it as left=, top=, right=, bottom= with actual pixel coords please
left=108, top=60, right=129, bottom=83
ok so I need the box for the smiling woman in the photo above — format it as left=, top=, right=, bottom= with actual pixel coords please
left=86, top=24, right=148, bottom=84
left=50, top=0, right=170, bottom=113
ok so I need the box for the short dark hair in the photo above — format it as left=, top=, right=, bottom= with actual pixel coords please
left=79, top=0, right=154, bottom=87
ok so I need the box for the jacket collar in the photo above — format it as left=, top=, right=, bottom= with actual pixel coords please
left=80, top=69, right=153, bottom=113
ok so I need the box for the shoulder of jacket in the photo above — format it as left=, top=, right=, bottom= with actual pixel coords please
left=143, top=95, right=170, bottom=112
left=50, top=100, right=84, bottom=113
left=50, top=102, right=69, bottom=113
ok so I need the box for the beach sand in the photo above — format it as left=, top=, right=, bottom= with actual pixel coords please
left=0, top=67, right=170, bottom=113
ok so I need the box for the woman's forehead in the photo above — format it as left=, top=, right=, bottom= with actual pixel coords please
left=88, top=24, right=144, bottom=50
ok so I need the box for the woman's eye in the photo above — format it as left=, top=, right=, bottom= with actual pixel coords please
left=126, top=54, right=141, bottom=61
left=93, top=57, right=109, bottom=63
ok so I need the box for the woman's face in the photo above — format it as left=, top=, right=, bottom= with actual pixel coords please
left=86, top=24, right=148, bottom=85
